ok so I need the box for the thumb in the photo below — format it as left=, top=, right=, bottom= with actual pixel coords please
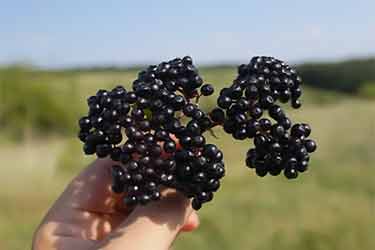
left=95, top=190, right=195, bottom=250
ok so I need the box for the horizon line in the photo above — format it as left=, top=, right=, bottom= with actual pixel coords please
left=1, top=53, right=374, bottom=71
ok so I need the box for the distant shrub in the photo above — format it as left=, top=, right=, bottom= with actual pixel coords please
left=358, top=81, right=375, bottom=99
left=0, top=66, right=82, bottom=138
left=301, top=86, right=347, bottom=105
left=297, top=58, right=375, bottom=92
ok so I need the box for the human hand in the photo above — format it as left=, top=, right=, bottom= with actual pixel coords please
left=32, top=158, right=199, bottom=250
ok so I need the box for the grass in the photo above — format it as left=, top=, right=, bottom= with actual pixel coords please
left=0, top=68, right=375, bottom=250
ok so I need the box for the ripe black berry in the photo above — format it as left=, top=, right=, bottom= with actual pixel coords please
left=284, top=168, right=298, bottom=179
left=209, top=108, right=225, bottom=123
left=201, top=84, right=214, bottom=96
left=79, top=116, right=92, bottom=131
left=304, top=139, right=317, bottom=153
left=218, top=96, right=232, bottom=109
left=163, top=140, right=176, bottom=153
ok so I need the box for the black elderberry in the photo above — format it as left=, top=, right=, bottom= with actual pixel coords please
left=233, top=128, right=248, bottom=140
left=182, top=56, right=193, bottom=65
left=206, top=179, right=220, bottom=191
left=131, top=108, right=144, bottom=120
left=201, top=84, right=214, bottom=96
left=245, top=85, right=259, bottom=100
left=250, top=106, right=263, bottom=119
left=259, top=118, right=272, bottom=131
left=78, top=130, right=89, bottom=142
left=271, top=124, right=285, bottom=138
left=151, top=191, right=161, bottom=201
left=234, top=113, right=247, bottom=124
left=150, top=144, right=162, bottom=157
left=217, top=96, right=232, bottom=109
left=254, top=134, right=267, bottom=148
left=163, top=140, right=176, bottom=153
left=302, top=123, right=311, bottom=137
left=110, top=147, right=122, bottom=161
left=270, top=142, right=282, bottom=152
left=223, top=119, right=235, bottom=134
left=193, top=172, right=207, bottom=183
left=255, top=164, right=268, bottom=177
left=192, top=199, right=202, bottom=210
left=269, top=166, right=282, bottom=176
left=259, top=95, right=275, bottom=109
left=291, top=99, right=302, bottom=109
left=279, top=89, right=291, bottom=103
left=279, top=117, right=292, bottom=129
left=269, top=105, right=285, bottom=121
left=297, top=160, right=309, bottom=172
left=173, top=95, right=186, bottom=110
left=192, top=135, right=206, bottom=147
left=203, top=144, right=219, bottom=159
left=183, top=103, right=196, bottom=117
left=291, top=124, right=306, bottom=138
left=284, top=168, right=298, bottom=179
left=230, top=85, right=243, bottom=99
left=128, top=161, right=139, bottom=171
left=124, top=196, right=138, bottom=206
left=91, top=116, right=105, bottom=129
left=213, top=150, right=224, bottom=162
left=209, top=108, right=225, bottom=123
left=79, top=116, right=92, bottom=131
left=83, top=143, right=96, bottom=155
left=96, top=144, right=112, bottom=158
left=126, top=92, right=137, bottom=104
left=304, top=139, right=317, bottom=153
left=192, top=109, right=204, bottom=121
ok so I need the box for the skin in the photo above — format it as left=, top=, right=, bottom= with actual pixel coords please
left=32, top=158, right=200, bottom=250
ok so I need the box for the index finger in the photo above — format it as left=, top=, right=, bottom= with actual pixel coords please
left=47, top=158, right=128, bottom=217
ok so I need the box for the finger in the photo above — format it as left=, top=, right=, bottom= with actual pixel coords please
left=53, top=158, right=128, bottom=214
left=180, top=211, right=200, bottom=232
left=37, top=158, right=130, bottom=242
left=33, top=222, right=97, bottom=250
left=95, top=190, right=193, bottom=250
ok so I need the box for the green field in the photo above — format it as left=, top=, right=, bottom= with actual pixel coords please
left=1, top=68, right=374, bottom=250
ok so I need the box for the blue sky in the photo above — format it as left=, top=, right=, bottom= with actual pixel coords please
left=1, top=0, right=374, bottom=67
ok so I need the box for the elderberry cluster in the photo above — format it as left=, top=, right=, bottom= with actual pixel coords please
left=214, top=56, right=317, bottom=179
left=78, top=56, right=224, bottom=210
